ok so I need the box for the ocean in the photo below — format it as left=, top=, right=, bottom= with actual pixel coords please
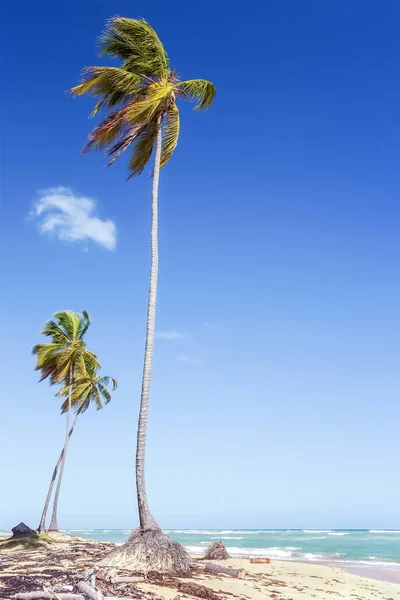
left=57, top=529, right=400, bottom=573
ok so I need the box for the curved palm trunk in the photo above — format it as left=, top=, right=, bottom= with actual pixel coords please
left=37, top=411, right=80, bottom=532
left=49, top=365, right=73, bottom=531
left=136, top=116, right=162, bottom=532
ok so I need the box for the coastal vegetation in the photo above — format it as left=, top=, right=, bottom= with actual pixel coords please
left=33, top=310, right=116, bottom=533
left=70, top=16, right=216, bottom=573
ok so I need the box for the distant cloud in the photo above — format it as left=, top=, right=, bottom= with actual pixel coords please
left=204, top=322, right=221, bottom=329
left=176, top=353, right=203, bottom=365
left=32, top=186, right=116, bottom=250
left=156, top=330, right=185, bottom=340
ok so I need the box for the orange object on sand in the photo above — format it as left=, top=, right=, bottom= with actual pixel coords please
left=250, top=557, right=271, bottom=564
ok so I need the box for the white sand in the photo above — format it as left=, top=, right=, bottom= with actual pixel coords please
left=138, top=558, right=400, bottom=600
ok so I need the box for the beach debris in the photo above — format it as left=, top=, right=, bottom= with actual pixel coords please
left=11, top=523, right=36, bottom=538
left=172, top=582, right=220, bottom=600
left=96, top=569, right=118, bottom=583
left=98, top=527, right=191, bottom=574
left=110, top=576, right=146, bottom=583
left=249, top=557, right=270, bottom=564
left=12, top=594, right=85, bottom=600
left=12, top=592, right=139, bottom=600
left=204, top=562, right=245, bottom=579
left=77, top=581, right=104, bottom=600
left=202, top=541, right=231, bottom=560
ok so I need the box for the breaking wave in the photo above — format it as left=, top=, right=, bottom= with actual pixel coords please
left=369, top=530, right=400, bottom=534
left=302, top=530, right=332, bottom=533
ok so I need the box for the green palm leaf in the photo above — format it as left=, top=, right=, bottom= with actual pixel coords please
left=41, top=321, right=71, bottom=344
left=70, top=66, right=143, bottom=98
left=53, top=311, right=80, bottom=340
left=176, top=79, right=216, bottom=110
left=58, top=370, right=117, bottom=414
left=128, top=120, right=158, bottom=177
left=160, top=104, right=180, bottom=168
left=99, top=17, right=169, bottom=79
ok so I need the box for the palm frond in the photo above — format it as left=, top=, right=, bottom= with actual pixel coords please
left=32, top=343, right=59, bottom=359
left=78, top=310, right=91, bottom=338
left=106, top=122, right=147, bottom=166
left=128, top=120, right=158, bottom=177
left=70, top=66, right=143, bottom=100
left=99, top=17, right=169, bottom=79
left=160, top=103, right=180, bottom=168
left=40, top=321, right=71, bottom=345
left=89, top=91, right=131, bottom=116
left=90, top=386, right=103, bottom=410
left=125, top=83, right=171, bottom=124
left=82, top=105, right=130, bottom=154
left=99, top=376, right=118, bottom=390
left=176, top=79, right=216, bottom=110
left=53, top=311, right=80, bottom=340
left=98, top=383, right=111, bottom=405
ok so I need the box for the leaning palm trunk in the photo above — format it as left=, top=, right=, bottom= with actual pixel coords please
left=49, top=366, right=73, bottom=531
left=100, top=119, right=190, bottom=573
left=37, top=411, right=80, bottom=532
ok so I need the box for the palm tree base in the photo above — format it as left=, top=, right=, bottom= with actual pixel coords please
left=99, top=528, right=191, bottom=574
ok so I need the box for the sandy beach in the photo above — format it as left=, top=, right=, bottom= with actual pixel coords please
left=1, top=534, right=400, bottom=600
left=140, top=558, right=400, bottom=600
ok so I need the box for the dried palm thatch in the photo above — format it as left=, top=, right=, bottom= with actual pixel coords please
left=99, top=528, right=191, bottom=574
left=203, top=541, right=231, bottom=560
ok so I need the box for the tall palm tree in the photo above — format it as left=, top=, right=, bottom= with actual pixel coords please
left=37, top=365, right=117, bottom=533
left=70, top=16, right=215, bottom=573
left=33, top=310, right=99, bottom=532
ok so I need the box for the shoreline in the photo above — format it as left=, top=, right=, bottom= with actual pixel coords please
left=340, top=564, right=400, bottom=584
left=1, top=534, right=400, bottom=599
left=188, top=550, right=400, bottom=584
left=3, top=529, right=400, bottom=585
left=301, top=558, right=400, bottom=584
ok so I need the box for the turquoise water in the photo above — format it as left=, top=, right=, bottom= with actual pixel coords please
left=56, top=529, right=400, bottom=572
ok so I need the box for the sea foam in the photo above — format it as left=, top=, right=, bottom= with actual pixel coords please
left=369, top=530, right=400, bottom=534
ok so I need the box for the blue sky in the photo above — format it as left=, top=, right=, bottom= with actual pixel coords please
left=1, top=0, right=400, bottom=530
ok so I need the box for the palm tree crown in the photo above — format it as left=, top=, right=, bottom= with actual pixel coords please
left=33, top=310, right=99, bottom=384
left=70, top=17, right=216, bottom=176
left=58, top=366, right=118, bottom=415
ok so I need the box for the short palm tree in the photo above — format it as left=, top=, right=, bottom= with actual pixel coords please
left=33, top=310, right=99, bottom=532
left=37, top=365, right=117, bottom=533
left=70, top=16, right=215, bottom=572
left=38, top=367, right=117, bottom=531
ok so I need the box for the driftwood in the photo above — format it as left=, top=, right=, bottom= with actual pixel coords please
left=250, top=557, right=270, bottom=564
left=111, top=576, right=145, bottom=583
left=76, top=583, right=139, bottom=600
left=96, top=569, right=117, bottom=583
left=12, top=594, right=84, bottom=600
left=79, top=567, right=98, bottom=580
left=204, top=562, right=245, bottom=579
left=203, top=541, right=231, bottom=560
left=76, top=582, right=103, bottom=600
left=89, top=574, right=96, bottom=590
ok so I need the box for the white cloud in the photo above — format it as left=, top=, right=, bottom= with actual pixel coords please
left=176, top=353, right=203, bottom=364
left=204, top=322, right=221, bottom=329
left=156, top=330, right=185, bottom=340
left=33, top=186, right=116, bottom=250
